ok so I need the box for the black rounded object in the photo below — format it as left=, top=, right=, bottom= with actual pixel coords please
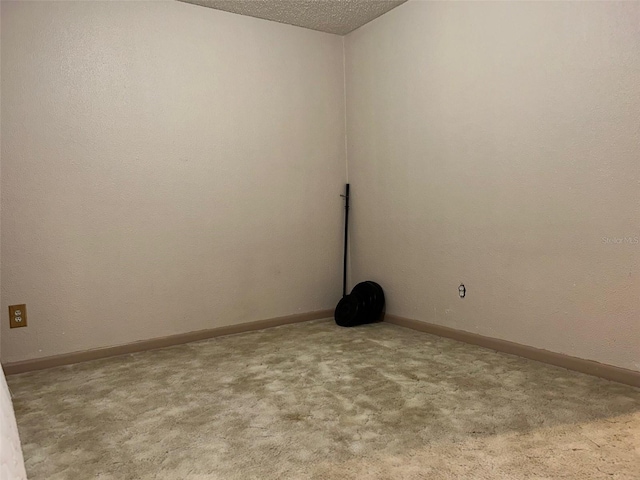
left=367, top=281, right=385, bottom=314
left=335, top=281, right=385, bottom=327
left=334, top=294, right=361, bottom=327
left=351, top=282, right=373, bottom=312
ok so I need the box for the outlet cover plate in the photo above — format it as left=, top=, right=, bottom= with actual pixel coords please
left=9, top=304, right=27, bottom=328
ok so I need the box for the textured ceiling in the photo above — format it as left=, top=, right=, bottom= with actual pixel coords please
left=177, top=0, right=408, bottom=35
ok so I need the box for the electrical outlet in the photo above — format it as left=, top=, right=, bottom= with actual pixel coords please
left=9, top=304, right=27, bottom=328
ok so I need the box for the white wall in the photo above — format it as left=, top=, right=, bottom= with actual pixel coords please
left=345, top=0, right=640, bottom=371
left=1, top=1, right=346, bottom=363
left=3, top=0, right=638, bottom=372
left=0, top=367, right=27, bottom=480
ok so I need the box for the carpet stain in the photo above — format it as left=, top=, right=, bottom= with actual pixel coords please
left=7, top=319, right=640, bottom=479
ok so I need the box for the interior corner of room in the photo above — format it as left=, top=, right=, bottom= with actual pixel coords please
left=1, top=0, right=639, bottom=478
left=3, top=0, right=638, bottom=378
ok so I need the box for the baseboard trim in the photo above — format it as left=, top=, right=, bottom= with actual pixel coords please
left=3, top=309, right=333, bottom=375
left=384, top=314, right=640, bottom=388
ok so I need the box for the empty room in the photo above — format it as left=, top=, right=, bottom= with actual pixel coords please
left=1, top=0, right=639, bottom=479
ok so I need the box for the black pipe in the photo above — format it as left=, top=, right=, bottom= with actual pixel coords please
left=334, top=183, right=385, bottom=327
left=342, top=183, right=350, bottom=298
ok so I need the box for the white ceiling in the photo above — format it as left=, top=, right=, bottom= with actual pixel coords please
left=177, top=0, right=408, bottom=35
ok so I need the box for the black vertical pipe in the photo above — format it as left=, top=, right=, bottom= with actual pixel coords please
left=342, top=184, right=350, bottom=298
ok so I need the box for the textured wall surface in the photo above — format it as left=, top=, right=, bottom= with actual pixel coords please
left=1, top=1, right=346, bottom=363
left=345, top=1, right=640, bottom=371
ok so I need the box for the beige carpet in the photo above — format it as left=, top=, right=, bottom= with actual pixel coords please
left=7, top=319, right=640, bottom=479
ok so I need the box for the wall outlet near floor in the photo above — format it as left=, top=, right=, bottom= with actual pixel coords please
left=9, top=304, right=27, bottom=328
